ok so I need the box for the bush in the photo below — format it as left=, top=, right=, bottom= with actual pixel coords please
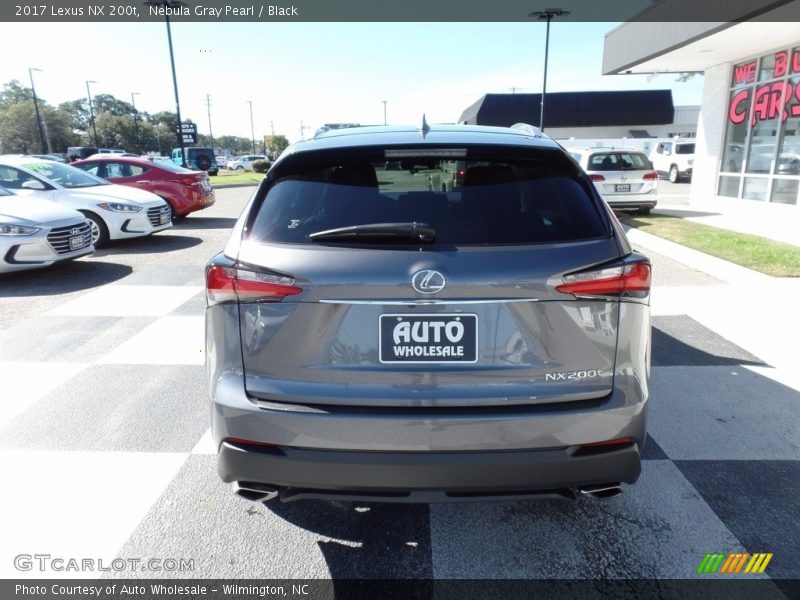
left=252, top=159, right=271, bottom=173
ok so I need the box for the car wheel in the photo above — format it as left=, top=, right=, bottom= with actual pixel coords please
left=236, top=166, right=244, bottom=171
left=82, top=211, right=109, bottom=247
left=668, top=165, right=679, bottom=183
left=209, top=170, right=219, bottom=177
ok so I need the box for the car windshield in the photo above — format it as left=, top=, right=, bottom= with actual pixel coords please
left=675, top=144, right=695, bottom=154
left=249, top=153, right=607, bottom=246
left=587, top=152, right=651, bottom=171
left=0, top=186, right=14, bottom=197
left=24, top=161, right=109, bottom=188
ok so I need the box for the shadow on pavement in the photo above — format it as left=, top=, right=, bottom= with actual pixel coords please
left=0, top=260, right=132, bottom=297
left=175, top=216, right=238, bottom=230
left=268, top=499, right=432, bottom=581
left=652, top=209, right=723, bottom=218
left=93, top=234, right=203, bottom=256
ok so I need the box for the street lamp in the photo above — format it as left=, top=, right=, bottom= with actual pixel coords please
left=144, top=0, right=188, bottom=166
left=206, top=94, right=214, bottom=154
left=28, top=68, right=46, bottom=153
left=86, top=80, right=99, bottom=147
left=528, top=8, right=570, bottom=132
left=131, top=92, right=141, bottom=153
left=382, top=100, right=387, bottom=126
left=247, top=100, right=256, bottom=154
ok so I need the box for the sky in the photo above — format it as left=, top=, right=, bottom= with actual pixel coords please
left=0, top=21, right=704, bottom=145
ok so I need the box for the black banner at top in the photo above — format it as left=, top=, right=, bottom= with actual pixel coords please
left=2, top=0, right=800, bottom=22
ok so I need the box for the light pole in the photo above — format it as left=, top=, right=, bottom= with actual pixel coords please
left=529, top=8, right=569, bottom=132
left=131, top=92, right=141, bottom=153
left=247, top=100, right=256, bottom=154
left=382, top=100, right=387, bottom=125
left=145, top=0, right=187, bottom=166
left=86, top=80, right=99, bottom=147
left=28, top=68, right=46, bottom=153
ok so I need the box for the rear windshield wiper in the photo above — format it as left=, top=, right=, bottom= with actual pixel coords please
left=309, top=222, right=436, bottom=243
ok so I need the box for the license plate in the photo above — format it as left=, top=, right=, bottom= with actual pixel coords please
left=69, top=235, right=85, bottom=250
left=201, top=181, right=212, bottom=193
left=379, top=314, right=478, bottom=364
left=615, top=184, right=631, bottom=192
left=160, top=212, right=170, bottom=224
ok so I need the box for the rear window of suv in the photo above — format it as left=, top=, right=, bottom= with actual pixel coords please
left=675, top=144, right=695, bottom=154
left=249, top=153, right=608, bottom=246
left=587, top=152, right=651, bottom=171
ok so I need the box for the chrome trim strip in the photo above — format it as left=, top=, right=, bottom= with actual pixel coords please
left=318, top=298, right=540, bottom=306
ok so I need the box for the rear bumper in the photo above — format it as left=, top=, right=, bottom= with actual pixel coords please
left=218, top=439, right=641, bottom=500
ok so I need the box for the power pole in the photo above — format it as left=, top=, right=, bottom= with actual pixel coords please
left=206, top=94, right=214, bottom=153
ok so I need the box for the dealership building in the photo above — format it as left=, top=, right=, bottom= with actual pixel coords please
left=603, top=1, right=800, bottom=209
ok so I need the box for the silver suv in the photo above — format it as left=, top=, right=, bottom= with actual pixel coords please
left=206, top=124, right=652, bottom=503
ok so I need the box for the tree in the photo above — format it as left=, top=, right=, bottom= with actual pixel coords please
left=59, top=98, right=91, bottom=132
left=92, top=93, right=135, bottom=116
left=0, top=80, right=33, bottom=109
left=268, top=134, right=290, bottom=157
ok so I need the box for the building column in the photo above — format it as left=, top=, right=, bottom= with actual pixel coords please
left=691, top=62, right=730, bottom=205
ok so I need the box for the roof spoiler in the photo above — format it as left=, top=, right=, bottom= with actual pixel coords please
left=510, top=123, right=548, bottom=138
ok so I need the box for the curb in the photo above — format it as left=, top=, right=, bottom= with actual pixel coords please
left=211, top=182, right=261, bottom=190
left=623, top=226, right=772, bottom=285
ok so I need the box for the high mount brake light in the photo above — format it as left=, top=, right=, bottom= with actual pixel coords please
left=556, top=262, right=651, bottom=297
left=206, top=265, right=302, bottom=305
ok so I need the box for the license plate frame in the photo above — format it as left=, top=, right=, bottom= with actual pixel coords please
left=159, top=211, right=170, bottom=225
left=379, top=313, right=478, bottom=364
left=615, top=183, right=631, bottom=192
left=69, top=235, right=85, bottom=250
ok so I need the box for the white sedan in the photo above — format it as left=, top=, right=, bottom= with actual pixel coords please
left=0, top=156, right=172, bottom=246
left=0, top=186, right=93, bottom=274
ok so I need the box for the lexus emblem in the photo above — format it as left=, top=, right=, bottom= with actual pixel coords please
left=412, top=270, right=446, bottom=294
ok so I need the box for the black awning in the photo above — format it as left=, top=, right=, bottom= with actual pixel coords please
left=458, top=90, right=674, bottom=128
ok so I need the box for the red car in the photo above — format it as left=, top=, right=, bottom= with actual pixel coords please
left=71, top=156, right=215, bottom=218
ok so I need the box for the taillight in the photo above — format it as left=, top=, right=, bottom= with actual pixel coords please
left=642, top=171, right=658, bottom=181
left=180, top=177, right=200, bottom=186
left=589, top=174, right=605, bottom=182
left=206, top=265, right=302, bottom=305
left=555, top=262, right=651, bottom=298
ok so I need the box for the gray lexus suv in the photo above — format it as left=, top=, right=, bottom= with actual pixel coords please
left=206, top=123, right=652, bottom=503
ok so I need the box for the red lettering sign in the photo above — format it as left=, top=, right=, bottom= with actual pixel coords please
left=792, top=49, right=800, bottom=74
left=750, top=82, right=795, bottom=125
left=794, top=83, right=800, bottom=118
left=729, top=89, right=750, bottom=124
left=774, top=51, right=789, bottom=78
left=733, top=60, right=756, bottom=84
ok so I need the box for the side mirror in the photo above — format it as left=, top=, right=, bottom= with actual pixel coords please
left=21, top=180, right=46, bottom=190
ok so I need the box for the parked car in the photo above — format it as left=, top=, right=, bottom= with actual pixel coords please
left=215, top=156, right=233, bottom=168
left=0, top=185, right=93, bottom=273
left=66, top=146, right=100, bottom=162
left=0, top=156, right=172, bottom=247
left=206, top=123, right=652, bottom=503
left=171, top=147, right=219, bottom=176
left=649, top=140, right=695, bottom=183
left=567, top=148, right=658, bottom=215
left=227, top=155, right=266, bottom=171
left=72, top=155, right=215, bottom=219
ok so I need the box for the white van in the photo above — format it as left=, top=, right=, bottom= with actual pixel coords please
left=649, top=140, right=695, bottom=183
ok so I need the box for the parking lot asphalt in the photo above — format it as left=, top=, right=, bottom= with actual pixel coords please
left=0, top=187, right=798, bottom=589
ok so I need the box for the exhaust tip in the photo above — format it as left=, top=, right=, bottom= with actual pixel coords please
left=233, top=481, right=279, bottom=502
left=578, top=483, right=623, bottom=500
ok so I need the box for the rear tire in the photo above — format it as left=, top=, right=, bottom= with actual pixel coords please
left=82, top=212, right=109, bottom=247
left=668, top=165, right=679, bottom=183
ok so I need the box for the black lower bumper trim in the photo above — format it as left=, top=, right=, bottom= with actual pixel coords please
left=218, top=441, right=641, bottom=501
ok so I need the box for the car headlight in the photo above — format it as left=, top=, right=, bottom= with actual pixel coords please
left=0, top=223, right=40, bottom=236
left=97, top=202, right=143, bottom=213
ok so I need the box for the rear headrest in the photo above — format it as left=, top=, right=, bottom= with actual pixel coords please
left=327, top=163, right=378, bottom=188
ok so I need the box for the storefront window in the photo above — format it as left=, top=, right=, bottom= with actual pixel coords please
left=720, top=48, right=800, bottom=204
left=771, top=179, right=799, bottom=205
left=718, top=176, right=741, bottom=197
left=742, top=177, right=769, bottom=201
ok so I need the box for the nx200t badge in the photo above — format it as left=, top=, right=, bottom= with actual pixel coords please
left=412, top=270, right=446, bottom=294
